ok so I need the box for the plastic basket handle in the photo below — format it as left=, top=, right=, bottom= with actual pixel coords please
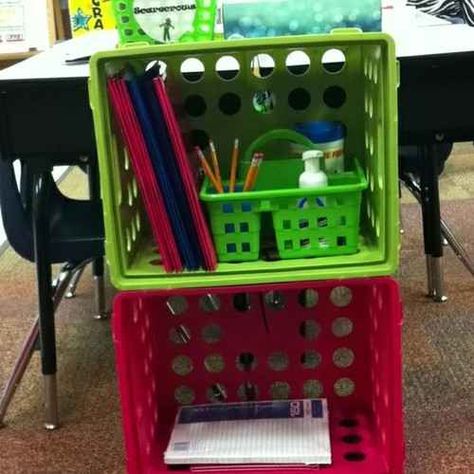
left=244, top=129, right=315, bottom=162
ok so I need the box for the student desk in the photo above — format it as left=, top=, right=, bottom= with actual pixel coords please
left=0, top=37, right=112, bottom=429
left=0, top=7, right=473, bottom=303
left=385, top=3, right=474, bottom=300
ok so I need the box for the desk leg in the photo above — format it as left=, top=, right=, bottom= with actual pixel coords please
left=32, top=172, right=59, bottom=429
left=0, top=262, right=83, bottom=428
left=420, top=145, right=447, bottom=303
left=88, top=159, right=107, bottom=320
left=418, top=161, right=435, bottom=296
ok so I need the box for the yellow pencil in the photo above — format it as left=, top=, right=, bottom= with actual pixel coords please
left=195, top=147, right=224, bottom=194
left=209, top=140, right=223, bottom=192
left=243, top=153, right=264, bottom=192
left=229, top=138, right=240, bottom=193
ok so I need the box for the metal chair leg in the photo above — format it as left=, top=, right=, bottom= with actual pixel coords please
left=65, top=264, right=87, bottom=299
left=0, top=318, right=39, bottom=428
left=441, top=218, right=474, bottom=277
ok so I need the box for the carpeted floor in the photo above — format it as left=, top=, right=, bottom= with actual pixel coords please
left=0, top=176, right=473, bottom=472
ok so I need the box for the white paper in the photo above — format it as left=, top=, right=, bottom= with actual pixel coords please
left=165, top=399, right=331, bottom=466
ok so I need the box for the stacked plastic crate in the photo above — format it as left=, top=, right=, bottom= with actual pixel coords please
left=90, top=31, right=404, bottom=473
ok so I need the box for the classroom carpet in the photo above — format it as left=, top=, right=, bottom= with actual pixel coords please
left=0, top=184, right=473, bottom=472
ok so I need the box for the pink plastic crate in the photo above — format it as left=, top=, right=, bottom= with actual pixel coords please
left=113, top=278, right=404, bottom=474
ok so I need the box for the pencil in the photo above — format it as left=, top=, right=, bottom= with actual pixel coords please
left=229, top=138, right=240, bottom=193
left=209, top=140, right=223, bottom=192
left=243, top=153, right=264, bottom=192
left=195, top=146, right=224, bottom=193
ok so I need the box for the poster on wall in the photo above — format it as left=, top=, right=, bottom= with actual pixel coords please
left=406, top=0, right=474, bottom=26
left=68, top=0, right=115, bottom=38
left=0, top=0, right=27, bottom=49
left=382, top=0, right=474, bottom=56
left=0, top=0, right=53, bottom=54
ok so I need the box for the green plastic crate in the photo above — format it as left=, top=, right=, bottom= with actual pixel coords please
left=111, top=0, right=218, bottom=45
left=201, top=129, right=368, bottom=262
left=89, top=30, right=399, bottom=290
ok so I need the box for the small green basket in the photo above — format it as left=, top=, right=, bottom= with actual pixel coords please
left=201, top=129, right=368, bottom=262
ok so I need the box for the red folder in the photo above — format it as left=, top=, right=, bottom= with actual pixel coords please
left=153, top=77, right=217, bottom=271
left=108, top=78, right=182, bottom=272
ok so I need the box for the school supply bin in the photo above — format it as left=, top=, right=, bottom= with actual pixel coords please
left=112, top=277, right=404, bottom=473
left=201, top=129, right=368, bottom=262
left=89, top=31, right=399, bottom=290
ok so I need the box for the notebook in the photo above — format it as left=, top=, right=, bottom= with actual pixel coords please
left=164, top=399, right=331, bottom=466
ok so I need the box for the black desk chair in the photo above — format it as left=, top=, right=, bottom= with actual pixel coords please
left=0, top=156, right=106, bottom=430
left=399, top=144, right=474, bottom=301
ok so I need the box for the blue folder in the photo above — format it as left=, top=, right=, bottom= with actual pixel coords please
left=140, top=71, right=204, bottom=268
left=126, top=72, right=200, bottom=270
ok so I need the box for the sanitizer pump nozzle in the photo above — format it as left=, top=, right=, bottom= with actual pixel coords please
left=299, top=150, right=328, bottom=189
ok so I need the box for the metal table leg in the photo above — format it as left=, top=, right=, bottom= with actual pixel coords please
left=32, top=171, right=59, bottom=429
left=402, top=173, right=474, bottom=288
left=419, top=144, right=447, bottom=302
left=93, top=258, right=107, bottom=320
left=0, top=260, right=90, bottom=428
left=88, top=158, right=108, bottom=320
left=425, top=255, right=435, bottom=297
left=418, top=154, right=436, bottom=298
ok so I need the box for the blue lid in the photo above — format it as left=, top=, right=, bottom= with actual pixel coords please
left=295, top=121, right=345, bottom=143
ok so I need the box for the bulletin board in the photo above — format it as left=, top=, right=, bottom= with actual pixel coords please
left=0, top=0, right=55, bottom=54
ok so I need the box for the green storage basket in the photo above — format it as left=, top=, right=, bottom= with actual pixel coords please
left=89, top=31, right=399, bottom=290
left=201, top=129, right=368, bottom=262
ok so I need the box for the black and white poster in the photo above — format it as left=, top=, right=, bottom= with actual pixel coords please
left=407, top=0, right=474, bottom=26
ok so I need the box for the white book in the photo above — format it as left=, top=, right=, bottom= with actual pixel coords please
left=164, top=399, right=331, bottom=466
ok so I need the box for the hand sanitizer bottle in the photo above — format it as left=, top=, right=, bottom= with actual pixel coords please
left=299, top=150, right=328, bottom=189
